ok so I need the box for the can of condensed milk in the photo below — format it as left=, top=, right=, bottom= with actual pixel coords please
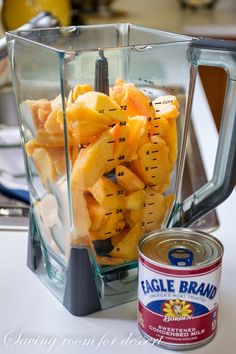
left=138, top=228, right=224, bottom=351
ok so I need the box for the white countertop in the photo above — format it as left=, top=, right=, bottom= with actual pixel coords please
left=0, top=77, right=235, bottom=354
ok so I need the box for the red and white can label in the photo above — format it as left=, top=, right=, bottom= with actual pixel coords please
left=138, top=256, right=222, bottom=346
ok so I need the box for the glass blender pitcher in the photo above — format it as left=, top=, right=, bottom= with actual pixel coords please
left=6, top=24, right=236, bottom=316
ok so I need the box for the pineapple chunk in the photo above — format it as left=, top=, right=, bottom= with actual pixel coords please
left=71, top=131, right=114, bottom=190
left=75, top=91, right=126, bottom=122
left=125, top=208, right=143, bottom=228
left=89, top=176, right=124, bottom=209
left=109, top=222, right=143, bottom=260
left=35, top=129, right=75, bottom=147
left=115, top=165, right=145, bottom=193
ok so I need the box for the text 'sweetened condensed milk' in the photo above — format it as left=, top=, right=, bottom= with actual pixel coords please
left=138, top=228, right=224, bottom=351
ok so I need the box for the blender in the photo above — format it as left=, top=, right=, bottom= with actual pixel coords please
left=6, top=24, right=236, bottom=315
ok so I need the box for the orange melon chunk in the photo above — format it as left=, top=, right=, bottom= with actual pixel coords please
left=71, top=131, right=114, bottom=190
left=131, top=137, right=172, bottom=188
left=89, top=176, right=124, bottom=209
left=75, top=91, right=126, bottom=122
left=86, top=194, right=107, bottom=232
left=58, top=102, right=112, bottom=144
left=90, top=210, right=125, bottom=240
left=127, top=115, right=149, bottom=161
left=31, top=147, right=57, bottom=185
left=124, top=190, right=146, bottom=210
left=115, top=165, right=145, bottom=193
left=68, top=84, right=93, bottom=103
left=109, top=222, right=143, bottom=260
left=70, top=186, right=92, bottom=238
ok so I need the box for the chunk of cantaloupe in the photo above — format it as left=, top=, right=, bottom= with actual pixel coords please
left=75, top=91, right=126, bottom=122
left=26, top=99, right=52, bottom=131
left=127, top=115, right=149, bottom=161
left=44, top=110, right=63, bottom=135
left=89, top=176, right=124, bottom=209
left=57, top=102, right=112, bottom=144
left=71, top=130, right=114, bottom=190
left=110, top=82, right=155, bottom=119
left=35, top=128, right=75, bottom=147
left=162, top=118, right=178, bottom=166
left=31, top=147, right=57, bottom=185
left=90, top=210, right=125, bottom=240
left=152, top=95, right=179, bottom=119
left=109, top=222, right=143, bottom=260
left=115, top=165, right=145, bottom=193
left=68, top=84, right=93, bottom=104
left=124, top=190, right=146, bottom=210
left=70, top=186, right=92, bottom=238
left=86, top=194, right=107, bottom=232
left=131, top=137, right=172, bottom=188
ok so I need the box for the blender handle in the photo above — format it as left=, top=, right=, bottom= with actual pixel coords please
left=175, top=38, right=236, bottom=227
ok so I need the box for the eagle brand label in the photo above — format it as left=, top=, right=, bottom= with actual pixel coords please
left=138, top=229, right=223, bottom=350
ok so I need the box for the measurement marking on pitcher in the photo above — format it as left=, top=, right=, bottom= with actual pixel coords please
left=152, top=150, right=159, bottom=153
left=148, top=202, right=155, bottom=206
left=108, top=124, right=116, bottom=128
left=109, top=108, right=117, bottom=111
left=150, top=166, right=158, bottom=170
left=104, top=232, right=112, bottom=235
left=108, top=140, right=115, bottom=144
left=105, top=212, right=112, bottom=216
left=107, top=158, right=115, bottom=162
left=106, top=194, right=113, bottom=197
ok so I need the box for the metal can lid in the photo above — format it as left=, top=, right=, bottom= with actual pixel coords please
left=138, top=228, right=223, bottom=269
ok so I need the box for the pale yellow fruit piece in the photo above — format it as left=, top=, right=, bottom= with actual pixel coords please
left=124, top=190, right=146, bottom=210
left=71, top=131, right=114, bottom=190
left=70, top=185, right=92, bottom=238
left=115, top=165, right=145, bottom=193
left=58, top=102, right=112, bottom=144
left=89, top=176, right=124, bottom=209
left=142, top=189, right=166, bottom=232
left=109, top=222, right=143, bottom=260
left=151, top=175, right=171, bottom=193
left=131, top=137, right=172, bottom=187
left=68, top=84, right=93, bottom=103
left=70, top=145, right=79, bottom=166
left=75, top=91, right=126, bottom=122
left=127, top=116, right=149, bottom=161
left=44, top=110, right=63, bottom=135
left=86, top=194, right=107, bottom=232
left=32, top=147, right=57, bottom=185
